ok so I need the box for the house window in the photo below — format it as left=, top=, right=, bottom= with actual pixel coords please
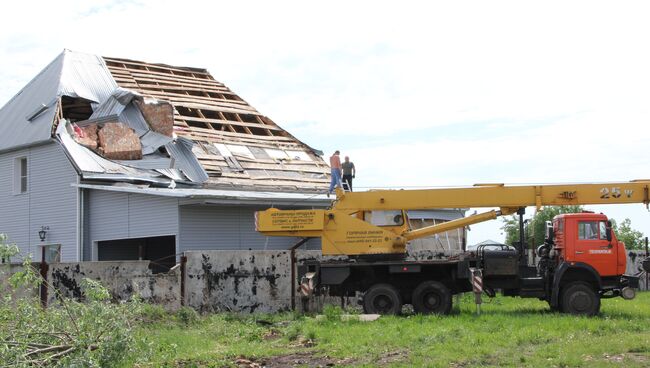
left=14, top=157, right=27, bottom=194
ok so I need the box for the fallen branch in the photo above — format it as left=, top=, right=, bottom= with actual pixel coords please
left=24, top=344, right=71, bottom=357
left=42, top=346, right=76, bottom=363
left=2, top=341, right=52, bottom=349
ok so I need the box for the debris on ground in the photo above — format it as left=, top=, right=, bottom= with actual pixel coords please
left=235, top=352, right=356, bottom=367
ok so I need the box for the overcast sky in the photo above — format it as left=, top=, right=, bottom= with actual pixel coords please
left=1, top=0, right=649, bottom=245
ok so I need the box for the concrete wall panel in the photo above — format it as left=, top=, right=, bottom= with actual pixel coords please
left=184, top=250, right=292, bottom=313
left=48, top=261, right=180, bottom=310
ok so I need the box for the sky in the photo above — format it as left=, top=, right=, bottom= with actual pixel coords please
left=1, top=0, right=649, bottom=245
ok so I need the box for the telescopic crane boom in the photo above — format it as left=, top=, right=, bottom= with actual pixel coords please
left=256, top=180, right=650, bottom=256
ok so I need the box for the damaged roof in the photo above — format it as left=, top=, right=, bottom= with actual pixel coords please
left=103, top=56, right=329, bottom=192
left=0, top=51, right=117, bottom=152
left=0, top=50, right=330, bottom=193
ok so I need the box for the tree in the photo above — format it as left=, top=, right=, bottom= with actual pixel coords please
left=611, top=218, right=646, bottom=250
left=501, top=206, right=584, bottom=246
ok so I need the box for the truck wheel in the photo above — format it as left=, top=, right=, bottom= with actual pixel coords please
left=412, top=281, right=452, bottom=315
left=363, top=283, right=402, bottom=315
left=560, top=282, right=600, bottom=316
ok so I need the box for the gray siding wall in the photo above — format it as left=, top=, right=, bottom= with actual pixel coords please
left=0, top=142, right=79, bottom=261
left=179, top=205, right=320, bottom=252
left=86, top=190, right=179, bottom=260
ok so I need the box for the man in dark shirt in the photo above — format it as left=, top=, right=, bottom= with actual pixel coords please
left=341, top=156, right=356, bottom=191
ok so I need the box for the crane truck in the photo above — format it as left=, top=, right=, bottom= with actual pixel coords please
left=256, top=181, right=650, bottom=316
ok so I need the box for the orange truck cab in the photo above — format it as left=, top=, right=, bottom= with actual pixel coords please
left=536, top=212, right=639, bottom=314
left=553, top=212, right=626, bottom=277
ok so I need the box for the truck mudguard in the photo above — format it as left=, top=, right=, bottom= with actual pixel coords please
left=551, top=261, right=602, bottom=306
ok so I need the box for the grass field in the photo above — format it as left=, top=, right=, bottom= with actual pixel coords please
left=134, top=293, right=650, bottom=367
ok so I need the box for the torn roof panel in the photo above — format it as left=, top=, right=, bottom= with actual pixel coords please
left=103, top=56, right=330, bottom=193
left=0, top=50, right=118, bottom=152
left=73, top=182, right=331, bottom=207
left=59, top=51, right=117, bottom=104
left=56, top=120, right=168, bottom=180
left=164, top=137, right=209, bottom=183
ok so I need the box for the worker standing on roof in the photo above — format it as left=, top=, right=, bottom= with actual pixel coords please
left=341, top=156, right=356, bottom=192
left=328, top=150, right=342, bottom=196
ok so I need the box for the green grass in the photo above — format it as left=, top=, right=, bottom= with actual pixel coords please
left=134, top=293, right=650, bottom=367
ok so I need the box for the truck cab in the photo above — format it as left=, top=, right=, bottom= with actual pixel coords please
left=553, top=213, right=627, bottom=277
left=536, top=212, right=638, bottom=315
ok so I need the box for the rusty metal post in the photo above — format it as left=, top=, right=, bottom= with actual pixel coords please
left=39, top=246, right=48, bottom=308
left=180, top=255, right=187, bottom=306
left=289, top=238, right=310, bottom=311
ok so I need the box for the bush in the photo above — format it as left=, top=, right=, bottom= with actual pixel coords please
left=176, top=306, right=199, bottom=326
left=0, top=235, right=154, bottom=367
left=139, top=303, right=168, bottom=323
left=322, top=304, right=344, bottom=321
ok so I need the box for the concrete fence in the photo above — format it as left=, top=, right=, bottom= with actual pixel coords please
left=1, top=250, right=648, bottom=313
left=628, top=250, right=649, bottom=290
left=48, top=261, right=181, bottom=309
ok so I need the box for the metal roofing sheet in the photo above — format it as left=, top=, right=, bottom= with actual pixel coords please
left=59, top=51, right=117, bottom=105
left=0, top=50, right=119, bottom=152
left=116, top=154, right=173, bottom=170
left=90, top=88, right=150, bottom=134
left=73, top=183, right=331, bottom=207
left=140, top=130, right=172, bottom=155
left=119, top=104, right=150, bottom=133
left=165, top=137, right=209, bottom=183
left=56, top=120, right=172, bottom=184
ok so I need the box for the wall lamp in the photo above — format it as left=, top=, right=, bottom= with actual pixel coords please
left=38, top=226, right=49, bottom=242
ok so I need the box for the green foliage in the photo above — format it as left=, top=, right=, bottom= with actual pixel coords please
left=611, top=218, right=646, bottom=250
left=8, top=256, right=40, bottom=290
left=139, top=303, right=168, bottom=323
left=1, top=246, right=156, bottom=367
left=0, top=279, right=156, bottom=367
left=0, top=233, right=20, bottom=263
left=284, top=325, right=302, bottom=341
left=80, top=278, right=111, bottom=302
left=501, top=206, right=584, bottom=246
left=322, top=304, right=344, bottom=322
left=176, top=306, right=199, bottom=326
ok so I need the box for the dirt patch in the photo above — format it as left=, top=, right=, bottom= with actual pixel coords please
left=374, top=350, right=409, bottom=365
left=262, top=329, right=282, bottom=340
left=602, top=352, right=649, bottom=363
left=235, top=352, right=355, bottom=367
left=167, top=358, right=220, bottom=367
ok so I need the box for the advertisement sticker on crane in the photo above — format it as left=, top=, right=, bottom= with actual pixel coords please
left=256, top=210, right=324, bottom=231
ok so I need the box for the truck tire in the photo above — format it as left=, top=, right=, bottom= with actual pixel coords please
left=411, top=281, right=452, bottom=315
left=560, top=281, right=600, bottom=316
left=363, top=283, right=402, bottom=315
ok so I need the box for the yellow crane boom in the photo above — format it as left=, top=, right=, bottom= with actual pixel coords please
left=256, top=180, right=650, bottom=256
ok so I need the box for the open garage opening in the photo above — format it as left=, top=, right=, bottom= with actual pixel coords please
left=96, top=235, right=176, bottom=273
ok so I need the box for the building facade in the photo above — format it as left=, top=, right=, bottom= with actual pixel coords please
left=0, top=50, right=465, bottom=266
